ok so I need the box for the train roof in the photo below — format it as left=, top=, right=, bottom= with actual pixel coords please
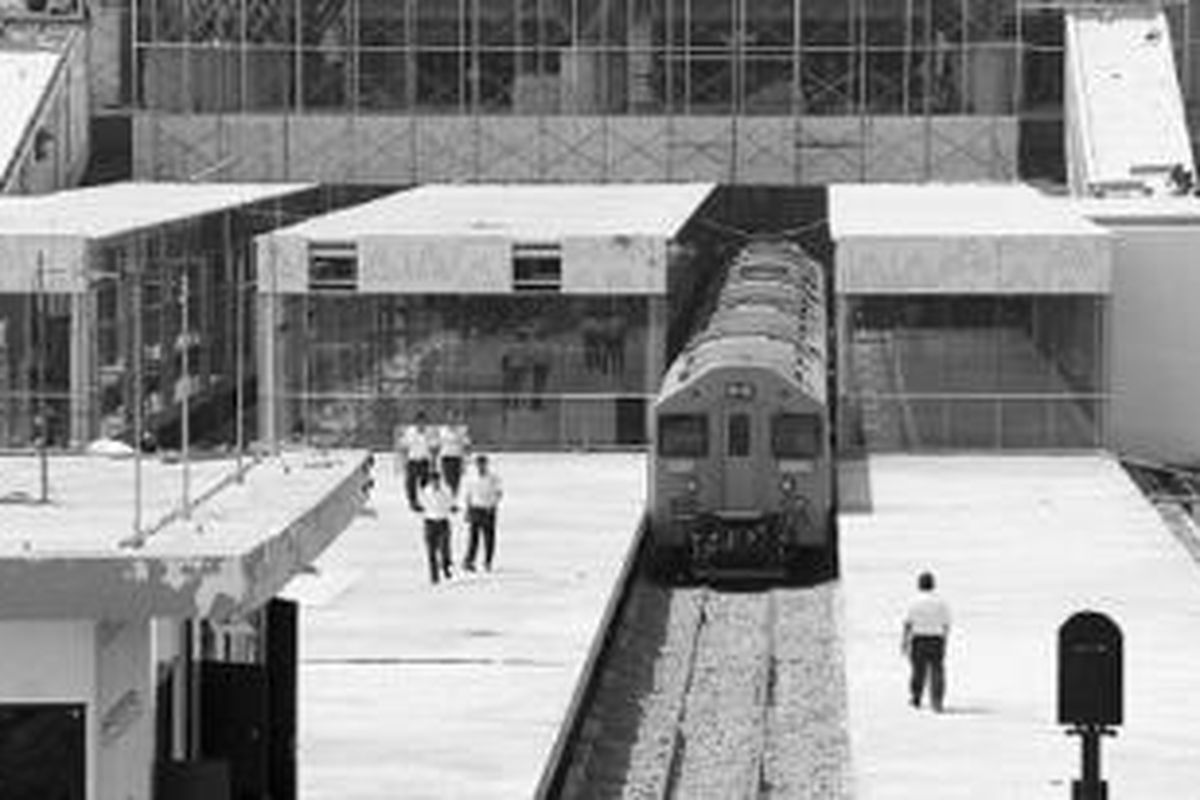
left=659, top=333, right=826, bottom=404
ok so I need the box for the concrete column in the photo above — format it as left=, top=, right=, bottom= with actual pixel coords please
left=95, top=618, right=154, bottom=800
left=69, top=287, right=93, bottom=447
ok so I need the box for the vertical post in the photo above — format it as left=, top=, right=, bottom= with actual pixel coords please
left=232, top=218, right=246, bottom=479
left=1073, top=725, right=1107, bottom=800
left=132, top=246, right=144, bottom=538
left=180, top=268, right=191, bottom=518
left=35, top=252, right=48, bottom=504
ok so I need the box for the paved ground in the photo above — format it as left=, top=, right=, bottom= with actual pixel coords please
left=840, top=454, right=1200, bottom=799
left=284, top=452, right=645, bottom=800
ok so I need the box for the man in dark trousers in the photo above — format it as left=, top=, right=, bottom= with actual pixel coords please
left=399, top=411, right=439, bottom=512
left=901, top=570, right=952, bottom=712
left=418, top=472, right=454, bottom=584
left=461, top=454, right=503, bottom=572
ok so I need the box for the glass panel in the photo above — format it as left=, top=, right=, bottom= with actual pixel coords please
left=772, top=414, right=821, bottom=458
left=359, top=0, right=406, bottom=47
left=689, top=0, right=734, bottom=47
left=746, top=0, right=794, bottom=48
left=744, top=55, right=792, bottom=114
left=946, top=398, right=996, bottom=449
left=359, top=50, right=410, bottom=110
left=302, top=47, right=351, bottom=109
left=417, top=50, right=465, bottom=110
left=418, top=0, right=465, bottom=47
left=659, top=413, right=708, bottom=457
left=802, top=0, right=852, bottom=46
left=727, top=412, right=750, bottom=456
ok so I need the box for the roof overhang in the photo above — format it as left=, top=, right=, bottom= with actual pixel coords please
left=0, top=451, right=373, bottom=620
left=830, top=184, right=1113, bottom=294
left=258, top=183, right=714, bottom=294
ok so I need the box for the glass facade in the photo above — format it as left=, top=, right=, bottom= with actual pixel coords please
left=274, top=293, right=661, bottom=449
left=133, top=0, right=1025, bottom=116
left=0, top=293, right=71, bottom=448
left=841, top=295, right=1106, bottom=451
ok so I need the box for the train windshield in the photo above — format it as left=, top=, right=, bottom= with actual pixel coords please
left=772, top=414, right=821, bottom=458
left=658, top=414, right=708, bottom=458
left=739, top=264, right=786, bottom=281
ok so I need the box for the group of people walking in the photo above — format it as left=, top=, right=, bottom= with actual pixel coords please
left=397, top=412, right=503, bottom=585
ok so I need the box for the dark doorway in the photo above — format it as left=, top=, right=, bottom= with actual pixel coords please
left=0, top=704, right=86, bottom=800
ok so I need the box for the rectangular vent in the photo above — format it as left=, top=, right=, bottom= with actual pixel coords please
left=308, top=242, right=358, bottom=292
left=512, top=242, right=562, bottom=292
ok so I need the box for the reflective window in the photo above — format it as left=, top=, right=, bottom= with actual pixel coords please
left=659, top=413, right=708, bottom=458
left=772, top=414, right=821, bottom=458
left=727, top=412, right=750, bottom=457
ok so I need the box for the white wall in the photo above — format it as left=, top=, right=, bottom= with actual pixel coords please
left=1109, top=226, right=1200, bottom=464
left=0, top=620, right=96, bottom=799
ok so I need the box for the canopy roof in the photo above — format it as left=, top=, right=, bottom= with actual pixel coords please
left=830, top=184, right=1113, bottom=294
left=0, top=181, right=314, bottom=239
left=271, top=183, right=714, bottom=242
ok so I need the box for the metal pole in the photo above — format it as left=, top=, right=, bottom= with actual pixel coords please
left=132, top=250, right=144, bottom=538
left=35, top=252, right=48, bottom=504
left=180, top=269, right=191, bottom=518
left=231, top=216, right=245, bottom=479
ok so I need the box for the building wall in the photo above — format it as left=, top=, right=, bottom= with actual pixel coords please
left=0, top=620, right=96, bottom=799
left=1107, top=225, right=1200, bottom=464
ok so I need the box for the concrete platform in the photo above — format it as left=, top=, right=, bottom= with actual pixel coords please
left=841, top=454, right=1200, bottom=799
left=284, top=453, right=645, bottom=800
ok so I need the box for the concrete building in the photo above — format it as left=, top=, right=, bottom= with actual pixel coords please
left=0, top=448, right=373, bottom=799
left=107, top=0, right=1042, bottom=184
left=255, top=182, right=714, bottom=448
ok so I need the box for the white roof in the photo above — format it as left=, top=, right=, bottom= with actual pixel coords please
left=273, top=183, right=714, bottom=241
left=0, top=48, right=60, bottom=185
left=830, top=183, right=1109, bottom=239
left=0, top=181, right=314, bottom=239
left=830, top=184, right=1112, bottom=294
left=1067, top=195, right=1200, bottom=224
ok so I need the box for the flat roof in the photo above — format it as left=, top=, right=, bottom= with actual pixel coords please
left=0, top=181, right=314, bottom=240
left=830, top=183, right=1110, bottom=239
left=0, top=450, right=372, bottom=619
left=0, top=48, right=60, bottom=184
left=272, top=183, right=714, bottom=241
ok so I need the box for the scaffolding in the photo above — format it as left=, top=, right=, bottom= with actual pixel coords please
left=127, top=0, right=1047, bottom=183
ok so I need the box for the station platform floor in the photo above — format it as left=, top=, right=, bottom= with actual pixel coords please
left=840, top=453, right=1200, bottom=799
left=282, top=452, right=645, bottom=800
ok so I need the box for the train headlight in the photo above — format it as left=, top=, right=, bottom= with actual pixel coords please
left=685, top=477, right=699, bottom=493
left=780, top=475, right=795, bottom=494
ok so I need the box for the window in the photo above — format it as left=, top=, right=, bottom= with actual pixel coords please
left=739, top=263, right=787, bottom=281
left=658, top=414, right=708, bottom=457
left=308, top=243, right=358, bottom=291
left=513, top=243, right=562, bottom=292
left=728, top=413, right=751, bottom=457
left=772, top=414, right=822, bottom=458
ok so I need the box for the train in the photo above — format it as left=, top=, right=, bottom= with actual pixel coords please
left=647, top=238, right=834, bottom=581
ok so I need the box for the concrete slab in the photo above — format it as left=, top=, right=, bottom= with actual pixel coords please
left=0, top=449, right=372, bottom=618
left=285, top=452, right=645, bottom=800
left=841, top=454, right=1200, bottom=799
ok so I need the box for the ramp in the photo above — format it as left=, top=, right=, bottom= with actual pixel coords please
left=1065, top=5, right=1194, bottom=197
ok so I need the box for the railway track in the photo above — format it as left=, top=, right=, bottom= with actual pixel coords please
left=553, top=578, right=851, bottom=799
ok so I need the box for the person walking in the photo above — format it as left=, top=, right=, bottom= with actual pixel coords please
left=901, top=571, right=952, bottom=712
left=462, top=454, right=503, bottom=572
left=418, top=473, right=455, bottom=584
left=439, top=411, right=471, bottom=496
left=400, top=412, right=439, bottom=512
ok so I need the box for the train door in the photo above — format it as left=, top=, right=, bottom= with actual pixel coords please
left=721, top=409, right=757, bottom=511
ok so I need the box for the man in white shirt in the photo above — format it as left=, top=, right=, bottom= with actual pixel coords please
left=418, top=472, right=455, bottom=584
left=461, top=454, right=503, bottom=572
left=901, top=571, right=952, bottom=712
left=439, top=411, right=471, bottom=496
left=399, top=412, right=440, bottom=512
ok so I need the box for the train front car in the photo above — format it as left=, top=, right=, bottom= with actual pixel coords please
left=649, top=241, right=831, bottom=582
